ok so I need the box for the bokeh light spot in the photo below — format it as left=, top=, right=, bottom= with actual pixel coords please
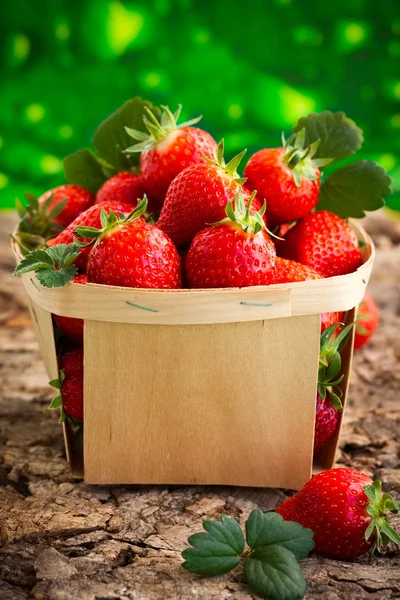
left=227, top=104, right=243, bottom=120
left=193, top=29, right=210, bottom=44
left=144, top=72, right=161, bottom=88
left=293, top=26, right=323, bottom=46
left=0, top=173, right=9, bottom=189
left=344, top=23, right=367, bottom=44
left=337, top=21, right=370, bottom=52
left=13, top=34, right=30, bottom=61
left=106, top=2, right=144, bottom=55
left=378, top=154, right=396, bottom=171
left=26, top=104, right=45, bottom=123
left=279, top=87, right=316, bottom=123
left=40, top=155, right=62, bottom=174
left=59, top=125, right=73, bottom=139
left=390, top=114, right=400, bottom=128
left=392, top=82, right=400, bottom=99
left=56, top=23, right=70, bottom=40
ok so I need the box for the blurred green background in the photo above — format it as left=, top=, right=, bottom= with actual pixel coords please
left=1, top=0, right=400, bottom=211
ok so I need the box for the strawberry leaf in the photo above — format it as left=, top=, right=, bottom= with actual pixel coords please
left=93, top=97, right=160, bottom=171
left=245, top=510, right=314, bottom=560
left=292, top=111, right=363, bottom=164
left=63, top=148, right=109, bottom=193
left=12, top=244, right=79, bottom=288
left=317, top=160, right=392, bottom=218
left=48, top=395, right=62, bottom=409
left=244, top=545, right=307, bottom=600
left=36, top=266, right=77, bottom=288
left=182, top=515, right=244, bottom=576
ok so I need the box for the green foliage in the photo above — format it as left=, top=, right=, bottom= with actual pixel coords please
left=182, top=509, right=314, bottom=599
left=12, top=244, right=79, bottom=287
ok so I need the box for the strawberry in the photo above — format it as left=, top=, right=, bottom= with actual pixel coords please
left=186, top=192, right=275, bottom=289
left=314, top=322, right=355, bottom=451
left=95, top=171, right=145, bottom=207
left=279, top=210, right=363, bottom=278
left=354, top=291, right=379, bottom=349
left=124, top=105, right=217, bottom=205
left=276, top=467, right=400, bottom=559
left=47, top=200, right=134, bottom=271
left=272, top=258, right=343, bottom=334
left=244, top=130, right=331, bottom=226
left=49, top=348, right=84, bottom=422
left=157, top=141, right=265, bottom=249
left=39, top=184, right=94, bottom=228
left=75, top=198, right=182, bottom=289
left=53, top=274, right=87, bottom=344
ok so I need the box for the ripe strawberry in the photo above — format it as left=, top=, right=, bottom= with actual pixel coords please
left=272, top=258, right=343, bottom=334
left=314, top=393, right=340, bottom=451
left=157, top=141, right=265, bottom=248
left=244, top=130, right=331, bottom=226
left=53, top=274, right=87, bottom=344
left=47, top=200, right=134, bottom=271
left=354, top=291, right=379, bottom=349
left=95, top=171, right=145, bottom=207
left=39, top=184, right=94, bottom=228
left=186, top=192, right=275, bottom=288
left=49, top=348, right=84, bottom=422
left=279, top=210, right=363, bottom=278
left=124, top=105, right=217, bottom=205
left=276, top=468, right=400, bottom=559
left=75, top=198, right=182, bottom=289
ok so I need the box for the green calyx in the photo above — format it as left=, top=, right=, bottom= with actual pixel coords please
left=318, top=321, right=356, bottom=410
left=49, top=372, right=66, bottom=423
left=205, top=138, right=246, bottom=183
left=282, top=129, right=332, bottom=188
left=124, top=104, right=202, bottom=152
left=213, top=189, right=266, bottom=235
left=13, top=191, right=65, bottom=254
left=364, top=480, right=400, bottom=553
left=74, top=195, right=148, bottom=247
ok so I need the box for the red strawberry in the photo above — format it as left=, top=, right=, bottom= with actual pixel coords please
left=39, top=184, right=94, bottom=228
left=272, top=258, right=343, bottom=334
left=53, top=274, right=87, bottom=344
left=314, top=393, right=340, bottom=451
left=244, top=130, right=331, bottom=226
left=279, top=210, right=363, bottom=278
left=124, top=105, right=217, bottom=205
left=60, top=348, right=84, bottom=421
left=186, top=192, right=275, bottom=289
left=158, top=142, right=265, bottom=248
left=96, top=172, right=145, bottom=207
left=75, top=198, right=182, bottom=289
left=47, top=200, right=134, bottom=271
left=276, top=468, right=400, bottom=559
left=354, top=291, right=379, bottom=349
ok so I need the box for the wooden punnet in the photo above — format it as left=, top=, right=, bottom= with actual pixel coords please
left=12, top=220, right=374, bottom=490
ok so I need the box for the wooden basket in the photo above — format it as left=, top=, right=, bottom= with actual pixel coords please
left=12, top=220, right=374, bottom=490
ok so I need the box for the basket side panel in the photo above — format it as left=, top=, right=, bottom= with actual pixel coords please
left=26, top=297, right=58, bottom=380
left=83, top=315, right=321, bottom=489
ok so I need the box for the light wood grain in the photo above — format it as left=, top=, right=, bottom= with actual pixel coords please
left=84, top=315, right=321, bottom=489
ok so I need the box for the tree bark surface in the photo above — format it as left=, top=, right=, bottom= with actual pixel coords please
left=1, top=213, right=399, bottom=600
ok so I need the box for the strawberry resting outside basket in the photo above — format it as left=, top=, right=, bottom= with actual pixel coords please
left=11, top=219, right=374, bottom=490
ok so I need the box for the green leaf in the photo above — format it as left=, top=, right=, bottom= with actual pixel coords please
left=325, top=352, right=341, bottom=382
left=48, top=198, right=68, bottom=219
left=46, top=244, right=80, bottom=267
left=245, top=545, right=307, bottom=600
left=49, top=378, right=61, bottom=390
left=36, top=265, right=78, bottom=288
left=59, top=406, right=67, bottom=423
left=181, top=515, right=244, bottom=576
left=293, top=111, right=364, bottom=164
left=12, top=249, right=53, bottom=277
left=48, top=395, right=62, bottom=409
left=317, top=160, right=392, bottom=218
left=93, top=97, right=158, bottom=170
left=63, top=148, right=109, bottom=193
left=12, top=244, right=79, bottom=288
left=245, top=511, right=314, bottom=560
left=380, top=520, right=400, bottom=546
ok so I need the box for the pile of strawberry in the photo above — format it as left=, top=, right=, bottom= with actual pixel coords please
left=13, top=98, right=389, bottom=434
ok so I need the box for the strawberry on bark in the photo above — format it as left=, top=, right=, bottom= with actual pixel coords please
left=158, top=141, right=265, bottom=249
left=75, top=197, right=182, bottom=289
left=279, top=210, right=363, bottom=278
left=186, top=191, right=275, bottom=289
left=244, top=130, right=332, bottom=226
left=124, top=105, right=217, bottom=205
left=276, top=468, right=400, bottom=559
